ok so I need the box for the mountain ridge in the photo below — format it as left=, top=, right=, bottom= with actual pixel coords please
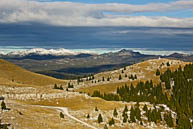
left=1, top=49, right=193, bottom=79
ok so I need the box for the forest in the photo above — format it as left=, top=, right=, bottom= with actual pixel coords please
left=92, top=64, right=193, bottom=129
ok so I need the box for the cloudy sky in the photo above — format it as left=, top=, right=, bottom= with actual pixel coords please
left=0, top=0, right=193, bottom=27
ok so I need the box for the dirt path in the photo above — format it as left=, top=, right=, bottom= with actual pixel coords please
left=39, top=105, right=98, bottom=129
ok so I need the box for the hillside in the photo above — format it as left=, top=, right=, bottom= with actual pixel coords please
left=0, top=58, right=192, bottom=129
left=3, top=49, right=193, bottom=80
left=0, top=59, right=66, bottom=87
left=75, top=58, right=190, bottom=94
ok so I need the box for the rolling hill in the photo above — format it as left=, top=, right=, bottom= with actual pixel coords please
left=0, top=59, right=66, bottom=87
left=75, top=58, right=191, bottom=94
left=0, top=58, right=192, bottom=129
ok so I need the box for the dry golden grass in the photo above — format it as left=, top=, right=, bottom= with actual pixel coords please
left=1, top=58, right=185, bottom=129
left=0, top=59, right=67, bottom=87
left=4, top=100, right=89, bottom=129
left=21, top=95, right=124, bottom=111
left=76, top=58, right=190, bottom=95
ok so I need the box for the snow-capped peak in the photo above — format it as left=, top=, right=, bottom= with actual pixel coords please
left=7, top=48, right=80, bottom=56
left=0, top=51, right=5, bottom=55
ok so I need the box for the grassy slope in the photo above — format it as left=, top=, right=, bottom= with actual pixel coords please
left=76, top=58, right=190, bottom=95
left=3, top=58, right=188, bottom=129
left=0, top=59, right=66, bottom=87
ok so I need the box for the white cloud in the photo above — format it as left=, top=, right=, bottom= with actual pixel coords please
left=0, top=0, right=193, bottom=27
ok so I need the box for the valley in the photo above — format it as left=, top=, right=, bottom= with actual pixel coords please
left=1, top=49, right=193, bottom=80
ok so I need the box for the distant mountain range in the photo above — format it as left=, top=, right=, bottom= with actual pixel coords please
left=1, top=49, right=192, bottom=79
left=0, top=48, right=95, bottom=60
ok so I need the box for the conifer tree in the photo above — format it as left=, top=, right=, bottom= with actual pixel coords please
left=123, top=112, right=128, bottom=123
left=156, top=69, right=161, bottom=76
left=134, top=74, right=137, bottom=79
left=123, top=105, right=128, bottom=112
left=130, top=106, right=136, bottom=122
left=123, top=116, right=127, bottom=123
left=143, top=104, right=148, bottom=112
left=1, top=101, right=6, bottom=110
left=98, top=114, right=103, bottom=123
left=68, top=83, right=74, bottom=88
left=95, top=107, right=98, bottom=111
left=87, top=114, right=90, bottom=119
left=164, top=113, right=173, bottom=127
left=60, top=112, right=64, bottom=118
left=109, top=118, right=115, bottom=126
left=135, top=105, right=141, bottom=121
left=113, top=108, right=118, bottom=117
left=104, top=124, right=108, bottom=129
left=167, top=62, right=170, bottom=66
left=54, top=84, right=57, bottom=89
left=119, top=74, right=122, bottom=80
left=59, top=85, right=63, bottom=90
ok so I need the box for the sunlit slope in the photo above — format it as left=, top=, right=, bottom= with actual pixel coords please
left=0, top=59, right=66, bottom=86
left=76, top=58, right=191, bottom=94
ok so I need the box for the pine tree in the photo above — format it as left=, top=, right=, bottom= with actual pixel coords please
left=122, top=108, right=128, bottom=123
left=1, top=101, right=6, bottom=110
left=156, top=69, right=161, bottom=76
left=123, top=105, right=128, bottom=112
left=143, top=104, right=148, bottom=112
left=129, top=74, right=135, bottom=80
left=135, top=105, right=141, bottom=121
left=134, top=74, right=137, bottom=79
left=60, top=112, right=64, bottom=118
left=167, top=62, right=170, bottom=66
left=130, top=106, right=136, bottom=122
left=98, top=114, right=103, bottom=123
left=109, top=118, right=115, bottom=126
left=95, top=107, right=99, bottom=111
left=123, top=117, right=127, bottom=123
left=54, top=84, right=57, bottom=89
left=68, top=83, right=74, bottom=88
left=164, top=113, right=174, bottom=127
left=119, top=74, right=122, bottom=80
left=59, top=85, right=63, bottom=90
left=113, top=108, right=118, bottom=117
left=87, top=114, right=90, bottom=119
left=104, top=124, right=108, bottom=129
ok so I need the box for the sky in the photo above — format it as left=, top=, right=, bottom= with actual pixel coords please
left=0, top=0, right=193, bottom=51
left=0, top=0, right=193, bottom=27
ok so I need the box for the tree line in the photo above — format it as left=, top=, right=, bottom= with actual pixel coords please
left=91, top=64, right=193, bottom=129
